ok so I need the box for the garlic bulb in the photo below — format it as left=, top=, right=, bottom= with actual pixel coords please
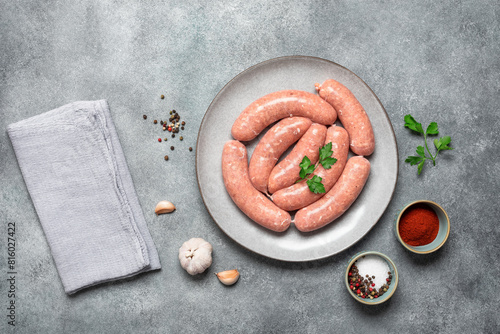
left=178, top=238, right=213, bottom=275
left=215, top=269, right=240, bottom=285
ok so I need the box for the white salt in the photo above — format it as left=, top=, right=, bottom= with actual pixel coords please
left=355, top=255, right=390, bottom=289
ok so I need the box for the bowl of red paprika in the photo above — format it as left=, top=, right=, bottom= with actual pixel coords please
left=395, top=200, right=450, bottom=254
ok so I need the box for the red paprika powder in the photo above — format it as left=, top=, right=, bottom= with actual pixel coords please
left=399, top=204, right=439, bottom=246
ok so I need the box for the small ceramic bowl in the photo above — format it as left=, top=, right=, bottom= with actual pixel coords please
left=395, top=200, right=450, bottom=254
left=345, top=251, right=398, bottom=305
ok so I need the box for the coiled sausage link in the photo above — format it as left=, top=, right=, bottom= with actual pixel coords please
left=249, top=117, right=312, bottom=194
left=267, top=123, right=327, bottom=194
left=294, top=156, right=371, bottom=232
left=316, top=79, right=375, bottom=156
left=222, top=141, right=291, bottom=232
left=271, top=125, right=349, bottom=211
left=231, top=90, right=337, bottom=142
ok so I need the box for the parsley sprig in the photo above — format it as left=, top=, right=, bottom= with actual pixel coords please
left=404, top=114, right=454, bottom=175
left=297, top=143, right=337, bottom=194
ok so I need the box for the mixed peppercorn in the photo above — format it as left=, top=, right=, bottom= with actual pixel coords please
left=348, top=264, right=392, bottom=300
left=142, top=95, right=194, bottom=161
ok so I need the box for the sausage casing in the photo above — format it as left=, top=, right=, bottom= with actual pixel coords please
left=294, top=156, right=370, bottom=232
left=249, top=117, right=312, bottom=194
left=271, top=125, right=349, bottom=211
left=231, top=90, right=337, bottom=141
left=222, top=141, right=291, bottom=232
left=267, top=123, right=327, bottom=194
left=316, top=79, right=375, bottom=156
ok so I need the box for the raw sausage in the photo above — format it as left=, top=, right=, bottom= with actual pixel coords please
left=222, top=141, right=291, bottom=232
left=294, top=156, right=371, bottom=232
left=316, top=79, right=375, bottom=156
left=249, top=117, right=312, bottom=194
left=271, top=125, right=349, bottom=211
left=267, top=123, right=327, bottom=194
left=231, top=90, right=337, bottom=141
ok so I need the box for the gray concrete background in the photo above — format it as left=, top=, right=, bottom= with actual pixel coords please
left=1, top=0, right=499, bottom=333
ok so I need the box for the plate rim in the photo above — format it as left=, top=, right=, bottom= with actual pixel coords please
left=195, top=55, right=399, bottom=262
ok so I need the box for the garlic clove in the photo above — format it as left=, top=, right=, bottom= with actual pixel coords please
left=155, top=200, right=176, bottom=215
left=215, top=269, right=240, bottom=285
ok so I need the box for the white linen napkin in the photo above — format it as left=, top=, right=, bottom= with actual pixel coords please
left=7, top=100, right=161, bottom=294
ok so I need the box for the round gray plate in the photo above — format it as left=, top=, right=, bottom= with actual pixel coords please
left=196, top=56, right=398, bottom=262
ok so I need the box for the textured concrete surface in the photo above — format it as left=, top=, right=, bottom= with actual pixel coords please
left=1, top=0, right=499, bottom=333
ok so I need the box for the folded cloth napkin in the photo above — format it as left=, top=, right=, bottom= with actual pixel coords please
left=7, top=100, right=161, bottom=294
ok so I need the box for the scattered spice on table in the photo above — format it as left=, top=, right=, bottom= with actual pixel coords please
left=348, top=255, right=391, bottom=300
left=399, top=204, right=439, bottom=246
left=143, top=115, right=147, bottom=119
left=143, top=100, right=193, bottom=161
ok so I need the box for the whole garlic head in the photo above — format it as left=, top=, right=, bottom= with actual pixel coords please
left=178, top=238, right=213, bottom=275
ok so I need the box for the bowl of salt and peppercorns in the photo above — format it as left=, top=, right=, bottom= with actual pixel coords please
left=345, top=251, right=399, bottom=305
left=345, top=200, right=450, bottom=304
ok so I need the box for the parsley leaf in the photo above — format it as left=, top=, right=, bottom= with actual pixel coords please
left=416, top=146, right=426, bottom=158
left=426, top=122, right=439, bottom=135
left=299, top=156, right=311, bottom=169
left=321, top=157, right=338, bottom=169
left=305, top=165, right=315, bottom=174
left=404, top=115, right=454, bottom=175
left=319, top=142, right=333, bottom=161
left=404, top=114, right=424, bottom=134
left=299, top=156, right=311, bottom=179
left=434, top=136, right=453, bottom=151
left=417, top=160, right=425, bottom=175
left=298, top=156, right=315, bottom=180
left=405, top=156, right=423, bottom=166
left=306, top=175, right=325, bottom=194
